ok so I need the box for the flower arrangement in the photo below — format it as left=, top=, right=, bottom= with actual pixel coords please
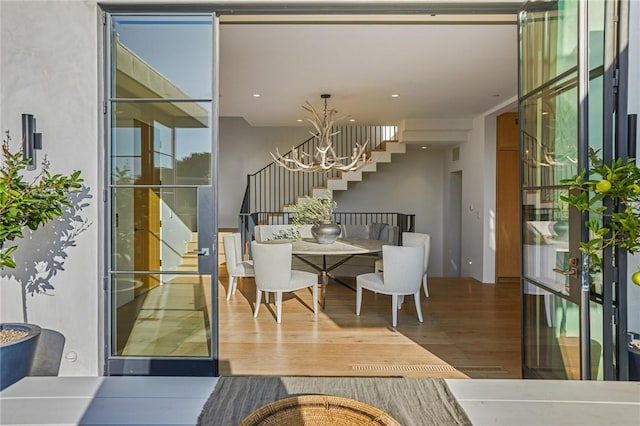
left=270, top=228, right=301, bottom=241
left=290, top=193, right=337, bottom=226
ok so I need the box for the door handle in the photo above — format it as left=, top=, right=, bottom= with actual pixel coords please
left=188, top=248, right=210, bottom=256
left=553, top=256, right=579, bottom=278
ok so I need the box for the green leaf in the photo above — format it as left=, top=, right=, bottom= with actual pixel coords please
left=0, top=131, right=85, bottom=269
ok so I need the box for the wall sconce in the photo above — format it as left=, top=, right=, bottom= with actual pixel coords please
left=22, top=114, right=43, bottom=171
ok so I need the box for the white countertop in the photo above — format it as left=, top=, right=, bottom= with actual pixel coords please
left=1, top=377, right=639, bottom=425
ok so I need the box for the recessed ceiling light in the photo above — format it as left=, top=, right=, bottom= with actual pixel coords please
left=252, top=93, right=261, bottom=97
left=421, top=146, right=428, bottom=149
left=391, top=94, right=400, bottom=98
left=349, top=119, right=356, bottom=122
left=297, top=119, right=303, bottom=122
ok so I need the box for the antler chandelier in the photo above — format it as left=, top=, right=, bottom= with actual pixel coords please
left=270, top=94, right=371, bottom=173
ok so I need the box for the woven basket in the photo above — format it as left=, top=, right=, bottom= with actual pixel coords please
left=238, top=395, right=401, bottom=426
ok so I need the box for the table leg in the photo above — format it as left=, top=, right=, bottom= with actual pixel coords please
left=293, top=253, right=363, bottom=309
left=321, top=271, right=328, bottom=309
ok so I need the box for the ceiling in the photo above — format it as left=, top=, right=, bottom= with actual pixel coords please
left=218, top=19, right=518, bottom=128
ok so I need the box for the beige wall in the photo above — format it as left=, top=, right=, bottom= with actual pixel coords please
left=333, top=148, right=446, bottom=277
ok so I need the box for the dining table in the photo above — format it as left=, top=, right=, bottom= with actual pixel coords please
left=282, top=238, right=385, bottom=309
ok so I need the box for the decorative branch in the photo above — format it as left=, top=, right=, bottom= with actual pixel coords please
left=271, top=96, right=371, bottom=173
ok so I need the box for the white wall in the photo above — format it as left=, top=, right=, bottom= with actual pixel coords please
left=333, top=148, right=445, bottom=277
left=160, top=200, right=193, bottom=272
left=442, top=168, right=462, bottom=276
left=442, top=97, right=516, bottom=283
left=447, top=115, right=486, bottom=281
left=0, top=0, right=101, bottom=375
left=219, top=117, right=310, bottom=228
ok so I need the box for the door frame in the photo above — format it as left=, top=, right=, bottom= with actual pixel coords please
left=103, top=11, right=220, bottom=376
left=100, top=1, right=523, bottom=377
left=518, top=0, right=631, bottom=380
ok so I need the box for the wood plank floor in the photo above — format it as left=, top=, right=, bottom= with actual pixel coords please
left=219, top=273, right=522, bottom=379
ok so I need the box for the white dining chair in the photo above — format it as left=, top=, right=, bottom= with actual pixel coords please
left=223, top=233, right=254, bottom=301
left=357, top=245, right=425, bottom=327
left=251, top=241, right=318, bottom=323
left=374, top=232, right=431, bottom=297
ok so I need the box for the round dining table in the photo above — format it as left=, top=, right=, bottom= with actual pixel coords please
left=287, top=238, right=385, bottom=309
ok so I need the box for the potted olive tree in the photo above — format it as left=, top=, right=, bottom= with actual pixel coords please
left=561, top=156, right=640, bottom=379
left=0, top=130, right=83, bottom=390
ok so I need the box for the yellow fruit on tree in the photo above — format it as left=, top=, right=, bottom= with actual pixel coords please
left=596, top=179, right=612, bottom=193
left=632, top=271, right=640, bottom=286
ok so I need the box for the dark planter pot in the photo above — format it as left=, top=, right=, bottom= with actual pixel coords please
left=628, top=332, right=640, bottom=381
left=0, top=323, right=41, bottom=391
left=630, top=347, right=640, bottom=381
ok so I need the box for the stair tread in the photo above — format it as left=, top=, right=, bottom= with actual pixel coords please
left=255, top=132, right=402, bottom=206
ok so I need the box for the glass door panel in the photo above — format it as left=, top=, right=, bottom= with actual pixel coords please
left=521, top=75, right=578, bottom=189
left=524, top=293, right=604, bottom=379
left=111, top=102, right=212, bottom=186
left=522, top=188, right=569, bottom=295
left=111, top=15, right=213, bottom=99
left=111, top=187, right=202, bottom=273
left=585, top=0, right=611, bottom=379
left=111, top=273, right=212, bottom=357
left=107, top=14, right=218, bottom=376
left=520, top=0, right=621, bottom=380
left=519, top=0, right=577, bottom=95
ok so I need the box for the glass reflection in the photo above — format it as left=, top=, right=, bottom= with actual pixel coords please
left=111, top=15, right=212, bottom=99
left=111, top=102, right=211, bottom=185
left=520, top=0, right=578, bottom=94
left=588, top=0, right=606, bottom=70
left=111, top=273, right=212, bottom=357
left=521, top=77, right=578, bottom=189
left=524, top=287, right=601, bottom=379
left=522, top=188, right=570, bottom=296
left=112, top=187, right=199, bottom=272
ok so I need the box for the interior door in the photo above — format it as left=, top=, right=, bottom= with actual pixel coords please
left=496, top=112, right=521, bottom=281
left=106, top=13, right=219, bottom=376
left=519, top=0, right=626, bottom=380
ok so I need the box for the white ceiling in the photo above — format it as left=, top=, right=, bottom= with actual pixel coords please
left=219, top=21, right=518, bottom=128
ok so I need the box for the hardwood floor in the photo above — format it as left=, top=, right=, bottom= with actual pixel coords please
left=219, top=273, right=522, bottom=379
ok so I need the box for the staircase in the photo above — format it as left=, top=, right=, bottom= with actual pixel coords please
left=311, top=140, right=406, bottom=197
left=239, top=125, right=412, bottom=241
left=176, top=232, right=199, bottom=272
left=242, top=126, right=405, bottom=213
